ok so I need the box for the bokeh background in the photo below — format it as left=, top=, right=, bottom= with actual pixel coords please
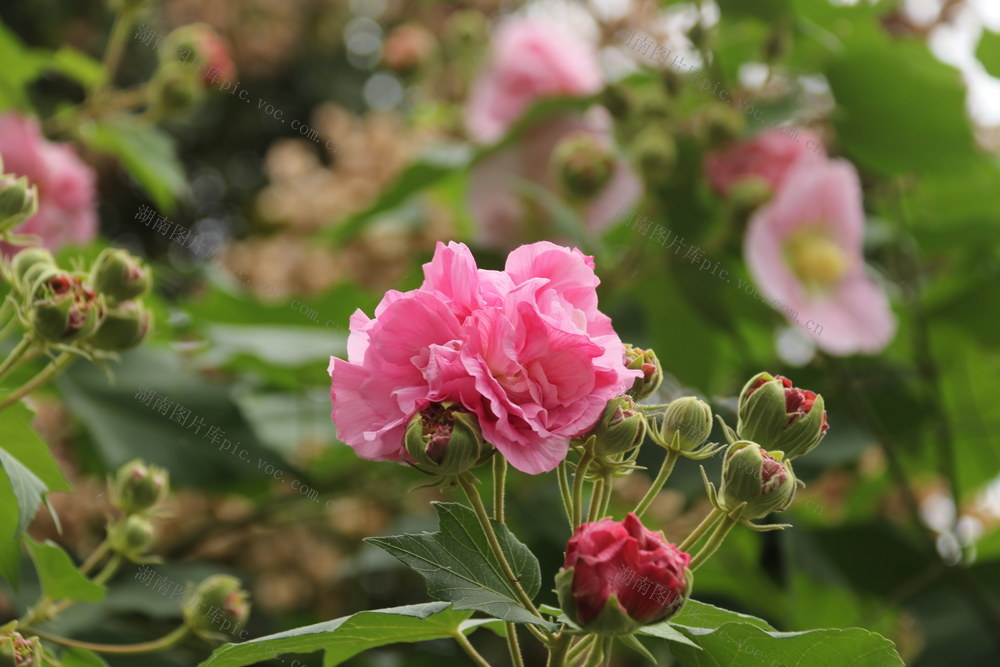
left=2, top=0, right=1000, bottom=665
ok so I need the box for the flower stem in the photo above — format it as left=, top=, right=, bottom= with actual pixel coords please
left=678, top=507, right=723, bottom=552
left=88, top=7, right=139, bottom=107
left=633, top=449, right=679, bottom=518
left=452, top=629, right=491, bottom=667
left=493, top=455, right=507, bottom=524
left=571, top=450, right=594, bottom=527
left=458, top=474, right=547, bottom=629
left=0, top=352, right=74, bottom=411
left=580, top=635, right=606, bottom=667
left=0, top=334, right=35, bottom=383
left=92, top=553, right=122, bottom=586
left=566, top=634, right=595, bottom=664
left=598, top=473, right=614, bottom=517
left=557, top=461, right=574, bottom=531
left=545, top=632, right=573, bottom=667
left=79, top=540, right=111, bottom=576
left=505, top=622, right=525, bottom=667
left=586, top=477, right=605, bottom=523
left=22, top=625, right=189, bottom=654
left=690, top=515, right=737, bottom=570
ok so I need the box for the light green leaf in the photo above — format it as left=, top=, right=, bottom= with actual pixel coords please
left=0, top=21, right=48, bottom=111
left=79, top=118, right=188, bottom=212
left=24, top=537, right=106, bottom=603
left=0, top=465, right=21, bottom=585
left=668, top=599, right=776, bottom=632
left=59, top=647, right=109, bottom=667
left=48, top=47, right=104, bottom=88
left=365, top=502, right=555, bottom=629
left=0, top=403, right=71, bottom=492
left=198, top=602, right=477, bottom=667
left=0, top=447, right=47, bottom=537
left=198, top=324, right=346, bottom=368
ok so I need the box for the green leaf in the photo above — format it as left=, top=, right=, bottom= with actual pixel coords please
left=198, top=324, right=346, bottom=369
left=638, top=621, right=703, bottom=649
left=59, top=648, right=109, bottom=667
left=976, top=29, right=1000, bottom=78
left=668, top=600, right=776, bottom=631
left=0, top=447, right=47, bottom=537
left=199, top=602, right=477, bottom=667
left=825, top=41, right=976, bottom=175
left=0, top=464, right=22, bottom=586
left=365, top=501, right=555, bottom=629
left=47, top=47, right=104, bottom=88
left=0, top=21, right=49, bottom=111
left=717, top=0, right=790, bottom=21
left=0, top=402, right=71, bottom=492
left=24, top=537, right=106, bottom=603
left=79, top=118, right=188, bottom=213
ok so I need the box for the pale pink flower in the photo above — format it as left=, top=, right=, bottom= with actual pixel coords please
left=705, top=128, right=825, bottom=198
left=744, top=159, right=896, bottom=356
left=329, top=241, right=639, bottom=474
left=0, top=113, right=97, bottom=253
left=467, top=109, right=641, bottom=249
left=466, top=17, right=603, bottom=143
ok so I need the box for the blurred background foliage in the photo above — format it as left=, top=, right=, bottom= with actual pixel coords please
left=2, top=0, right=1000, bottom=665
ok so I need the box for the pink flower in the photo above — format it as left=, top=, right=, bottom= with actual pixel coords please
left=705, top=127, right=825, bottom=198
left=328, top=241, right=639, bottom=474
left=467, top=110, right=642, bottom=249
left=744, top=159, right=896, bottom=355
left=466, top=17, right=603, bottom=144
left=559, top=513, right=690, bottom=630
left=0, top=113, right=97, bottom=253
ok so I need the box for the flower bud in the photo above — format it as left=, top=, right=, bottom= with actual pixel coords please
left=404, top=403, right=484, bottom=476
left=624, top=345, right=662, bottom=400
left=717, top=442, right=796, bottom=520
left=656, top=396, right=712, bottom=453
left=0, top=631, right=34, bottom=666
left=602, top=83, right=633, bottom=120
left=701, top=104, right=745, bottom=147
left=110, top=514, right=156, bottom=560
left=556, top=513, right=691, bottom=635
left=9, top=247, right=55, bottom=294
left=88, top=301, right=151, bottom=351
left=591, top=396, right=646, bottom=458
left=632, top=127, right=677, bottom=184
left=0, top=176, right=38, bottom=233
left=727, top=176, right=773, bottom=214
left=28, top=273, right=104, bottom=343
left=111, top=458, right=169, bottom=513
left=737, top=372, right=828, bottom=458
left=183, top=575, right=250, bottom=642
left=161, top=23, right=237, bottom=86
left=552, top=132, right=616, bottom=198
left=91, top=248, right=151, bottom=304
left=147, top=68, right=204, bottom=115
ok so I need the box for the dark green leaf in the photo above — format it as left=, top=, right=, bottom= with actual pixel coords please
left=24, top=537, right=106, bottom=603
left=198, top=602, right=476, bottom=667
left=365, top=501, right=554, bottom=629
left=59, top=648, right=109, bottom=667
left=79, top=118, right=188, bottom=213
left=975, top=29, right=1000, bottom=78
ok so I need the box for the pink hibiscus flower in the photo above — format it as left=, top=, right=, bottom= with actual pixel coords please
left=744, top=158, right=896, bottom=355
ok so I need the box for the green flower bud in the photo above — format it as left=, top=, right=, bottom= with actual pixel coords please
left=632, top=88, right=672, bottom=122
left=89, top=301, right=151, bottom=351
left=110, top=514, right=156, bottom=560
left=717, top=441, right=796, bottom=520
left=183, top=575, right=251, bottom=642
left=148, top=68, right=204, bottom=115
left=404, top=403, right=484, bottom=476
left=727, top=176, right=773, bottom=214
left=552, top=132, right=616, bottom=198
left=602, top=83, right=633, bottom=120
left=702, top=104, right=745, bottom=147
left=737, top=373, right=828, bottom=459
left=632, top=127, right=677, bottom=185
left=111, top=458, right=169, bottom=513
left=0, top=176, right=38, bottom=233
left=624, top=345, right=662, bottom=401
left=591, top=396, right=647, bottom=458
left=656, top=397, right=712, bottom=453
left=29, top=273, right=104, bottom=343
left=9, top=247, right=55, bottom=294
left=91, top=248, right=151, bottom=304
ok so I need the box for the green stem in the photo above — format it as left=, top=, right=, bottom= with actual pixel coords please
left=580, top=635, right=605, bottom=667
left=633, top=450, right=680, bottom=518
left=92, top=553, right=122, bottom=586
left=0, top=334, right=35, bottom=383
left=571, top=451, right=594, bottom=527
left=493, top=455, right=507, bottom=524
left=557, top=461, right=573, bottom=531
left=598, top=473, right=614, bottom=517
left=566, top=634, right=595, bottom=664
left=87, top=7, right=139, bottom=107
left=452, top=629, right=490, bottom=667
left=79, top=540, right=110, bottom=576
left=587, top=477, right=605, bottom=523
left=23, top=625, right=189, bottom=655
left=505, top=622, right=525, bottom=667
left=546, top=632, right=573, bottom=667
left=678, top=507, right=723, bottom=552
left=458, top=475, right=547, bottom=625
left=690, top=515, right=737, bottom=570
left=0, top=352, right=73, bottom=411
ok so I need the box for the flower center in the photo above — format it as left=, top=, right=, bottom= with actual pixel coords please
left=784, top=229, right=849, bottom=291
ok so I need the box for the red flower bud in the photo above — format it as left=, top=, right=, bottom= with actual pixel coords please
left=556, top=513, right=691, bottom=634
left=738, top=372, right=828, bottom=459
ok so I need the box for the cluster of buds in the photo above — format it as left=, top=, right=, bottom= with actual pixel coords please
left=0, top=155, right=38, bottom=241
left=404, top=403, right=487, bottom=478
left=0, top=629, right=38, bottom=667
left=107, top=459, right=169, bottom=562
left=149, top=23, right=236, bottom=116
left=183, top=575, right=251, bottom=642
left=2, top=246, right=152, bottom=352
